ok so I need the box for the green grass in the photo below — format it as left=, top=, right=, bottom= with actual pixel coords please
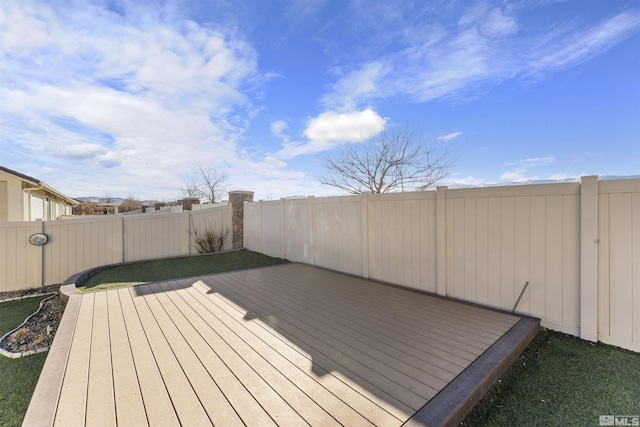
left=0, top=296, right=49, bottom=427
left=462, top=329, right=640, bottom=426
left=78, top=250, right=289, bottom=291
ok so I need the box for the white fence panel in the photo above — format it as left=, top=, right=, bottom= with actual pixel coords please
left=243, top=201, right=262, bottom=253
left=444, top=184, right=581, bottom=335
left=259, top=200, right=285, bottom=259
left=43, top=216, right=122, bottom=286
left=367, top=193, right=437, bottom=293
left=313, top=196, right=363, bottom=276
left=598, top=180, right=640, bottom=351
left=283, top=198, right=314, bottom=264
left=0, top=221, right=38, bottom=291
left=123, top=212, right=188, bottom=262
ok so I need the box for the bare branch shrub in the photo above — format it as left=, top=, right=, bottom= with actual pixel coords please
left=192, top=222, right=230, bottom=254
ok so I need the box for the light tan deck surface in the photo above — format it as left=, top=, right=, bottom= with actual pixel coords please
left=25, top=263, right=522, bottom=426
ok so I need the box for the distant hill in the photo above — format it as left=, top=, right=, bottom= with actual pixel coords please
left=75, top=196, right=125, bottom=204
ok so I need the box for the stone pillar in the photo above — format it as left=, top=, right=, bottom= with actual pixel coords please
left=229, top=190, right=254, bottom=249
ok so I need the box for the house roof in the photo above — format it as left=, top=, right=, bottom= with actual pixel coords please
left=0, top=165, right=40, bottom=186
left=0, top=165, right=79, bottom=206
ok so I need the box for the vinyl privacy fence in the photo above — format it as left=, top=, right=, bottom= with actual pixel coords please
left=0, top=204, right=232, bottom=292
left=244, top=177, right=640, bottom=352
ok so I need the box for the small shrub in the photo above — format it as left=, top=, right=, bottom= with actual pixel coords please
left=192, top=225, right=230, bottom=254
left=12, top=328, right=29, bottom=340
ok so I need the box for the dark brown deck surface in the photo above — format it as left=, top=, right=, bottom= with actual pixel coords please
left=24, top=263, right=538, bottom=426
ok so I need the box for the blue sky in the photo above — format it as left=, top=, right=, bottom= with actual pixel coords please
left=1, top=0, right=639, bottom=201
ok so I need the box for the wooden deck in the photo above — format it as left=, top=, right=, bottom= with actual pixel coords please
left=24, top=263, right=538, bottom=427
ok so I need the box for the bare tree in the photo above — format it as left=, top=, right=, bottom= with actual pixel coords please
left=182, top=166, right=228, bottom=203
left=320, top=127, right=453, bottom=194
left=181, top=178, right=200, bottom=198
left=73, top=201, right=99, bottom=215
left=119, top=196, right=142, bottom=213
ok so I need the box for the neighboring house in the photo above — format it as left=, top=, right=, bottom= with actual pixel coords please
left=0, top=166, right=78, bottom=222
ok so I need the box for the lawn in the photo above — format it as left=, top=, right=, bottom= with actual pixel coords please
left=0, top=296, right=49, bottom=427
left=462, top=329, right=640, bottom=426
left=78, top=249, right=289, bottom=291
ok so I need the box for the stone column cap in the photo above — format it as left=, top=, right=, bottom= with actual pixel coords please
left=228, top=190, right=255, bottom=195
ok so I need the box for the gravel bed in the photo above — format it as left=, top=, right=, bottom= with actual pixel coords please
left=0, top=288, right=67, bottom=356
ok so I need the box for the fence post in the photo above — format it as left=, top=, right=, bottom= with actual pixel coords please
left=436, top=186, right=448, bottom=296
left=361, top=193, right=369, bottom=279
left=580, top=175, right=599, bottom=342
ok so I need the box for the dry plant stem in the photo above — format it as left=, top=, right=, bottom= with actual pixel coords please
left=192, top=224, right=230, bottom=253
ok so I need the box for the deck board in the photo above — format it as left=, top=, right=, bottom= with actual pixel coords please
left=54, top=292, right=93, bottom=425
left=140, top=283, right=244, bottom=426
left=156, top=280, right=280, bottom=427
left=85, top=291, right=115, bottom=426
left=117, top=287, right=179, bottom=426
left=106, top=290, right=147, bottom=427
left=131, top=285, right=213, bottom=426
left=25, top=263, right=539, bottom=427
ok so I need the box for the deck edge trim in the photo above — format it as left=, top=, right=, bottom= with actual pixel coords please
left=403, top=316, right=540, bottom=427
left=21, top=292, right=83, bottom=427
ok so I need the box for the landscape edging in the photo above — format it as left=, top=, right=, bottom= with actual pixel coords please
left=0, top=293, right=57, bottom=359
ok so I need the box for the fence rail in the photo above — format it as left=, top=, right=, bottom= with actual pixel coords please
left=0, top=205, right=232, bottom=292
left=244, top=177, right=640, bottom=352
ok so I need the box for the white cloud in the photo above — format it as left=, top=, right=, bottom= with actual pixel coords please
left=500, top=170, right=529, bottom=182
left=262, top=155, right=287, bottom=170
left=0, top=0, right=260, bottom=199
left=321, top=6, right=640, bottom=109
left=444, top=175, right=486, bottom=188
left=480, top=7, right=519, bottom=38
left=548, top=173, right=581, bottom=181
left=436, top=131, right=462, bottom=141
left=500, top=156, right=556, bottom=182
left=507, top=156, right=556, bottom=168
left=271, top=120, right=288, bottom=136
left=277, top=109, right=387, bottom=159
left=97, top=152, right=122, bottom=168
left=304, top=109, right=387, bottom=142
left=321, top=62, right=391, bottom=110
left=527, top=10, right=640, bottom=74
left=57, top=143, right=108, bottom=160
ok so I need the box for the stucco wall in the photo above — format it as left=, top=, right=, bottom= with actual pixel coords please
left=0, top=172, right=25, bottom=221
